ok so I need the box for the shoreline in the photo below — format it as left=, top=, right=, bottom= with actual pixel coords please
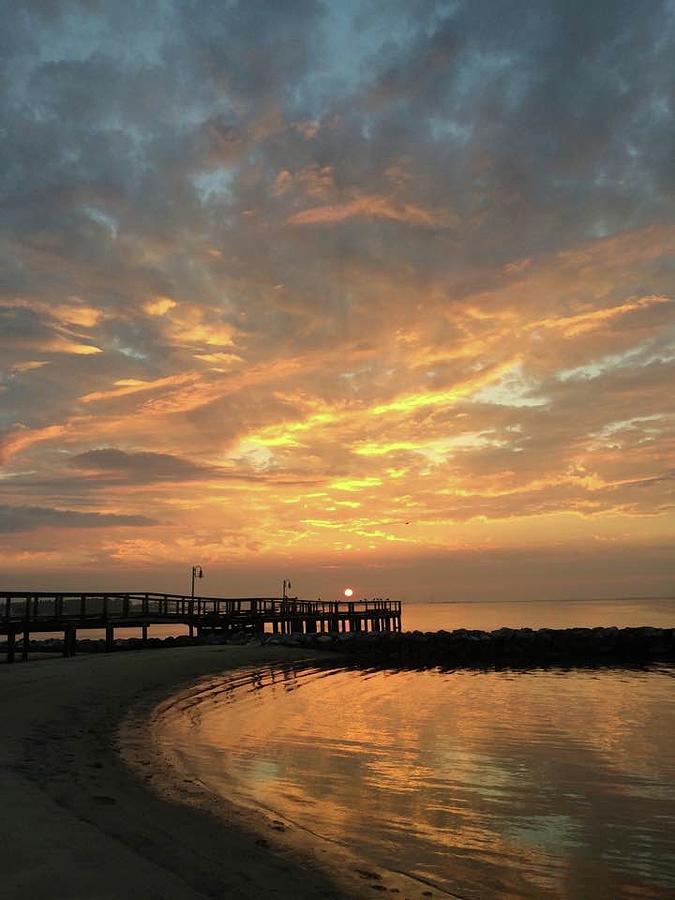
left=0, top=643, right=447, bottom=899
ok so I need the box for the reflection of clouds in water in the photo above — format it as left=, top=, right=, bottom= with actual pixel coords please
left=157, top=663, right=675, bottom=897
left=249, top=759, right=280, bottom=785
left=507, top=813, right=580, bottom=854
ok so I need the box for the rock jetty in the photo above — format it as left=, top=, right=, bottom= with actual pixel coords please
left=286, top=626, right=675, bottom=667
left=5, top=626, right=674, bottom=668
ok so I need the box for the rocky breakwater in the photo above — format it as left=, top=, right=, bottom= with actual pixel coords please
left=264, top=626, right=675, bottom=668
left=6, top=626, right=674, bottom=668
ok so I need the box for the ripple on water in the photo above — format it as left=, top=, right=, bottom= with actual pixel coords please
left=155, top=663, right=675, bottom=899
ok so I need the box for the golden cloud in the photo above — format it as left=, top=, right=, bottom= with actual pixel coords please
left=287, top=193, right=455, bottom=227
left=144, top=296, right=178, bottom=316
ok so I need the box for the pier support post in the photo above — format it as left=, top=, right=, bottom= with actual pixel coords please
left=141, top=625, right=148, bottom=646
left=7, top=630, right=16, bottom=664
left=105, top=625, right=114, bottom=652
left=22, top=630, right=29, bottom=661
left=63, top=625, right=76, bottom=657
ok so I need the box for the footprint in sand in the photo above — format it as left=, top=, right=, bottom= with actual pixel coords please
left=356, top=869, right=382, bottom=881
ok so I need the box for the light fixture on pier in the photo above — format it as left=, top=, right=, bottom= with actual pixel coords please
left=191, top=564, right=204, bottom=600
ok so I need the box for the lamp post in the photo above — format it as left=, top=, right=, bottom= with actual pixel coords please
left=191, top=565, right=203, bottom=601
left=190, top=565, right=203, bottom=638
left=281, top=579, right=293, bottom=635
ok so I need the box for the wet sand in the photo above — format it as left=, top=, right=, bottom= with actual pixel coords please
left=0, top=645, right=442, bottom=899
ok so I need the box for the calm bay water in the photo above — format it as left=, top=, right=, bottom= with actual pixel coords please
left=401, top=596, right=675, bottom=632
left=158, top=660, right=675, bottom=899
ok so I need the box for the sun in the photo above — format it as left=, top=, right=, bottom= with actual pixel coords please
left=344, top=587, right=354, bottom=598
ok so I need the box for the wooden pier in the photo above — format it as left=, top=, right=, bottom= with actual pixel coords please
left=0, top=592, right=402, bottom=662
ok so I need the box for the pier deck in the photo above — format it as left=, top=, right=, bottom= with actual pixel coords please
left=0, top=592, right=402, bottom=662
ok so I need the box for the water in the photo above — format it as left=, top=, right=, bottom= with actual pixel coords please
left=157, top=661, right=675, bottom=899
left=33, top=622, right=190, bottom=642
left=402, top=597, right=675, bottom=632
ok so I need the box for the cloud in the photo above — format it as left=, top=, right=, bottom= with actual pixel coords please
left=0, top=424, right=68, bottom=464
left=68, top=448, right=217, bottom=482
left=0, top=305, right=102, bottom=356
left=287, top=194, right=454, bottom=227
left=0, top=505, right=157, bottom=534
left=0, top=0, right=673, bottom=589
left=79, top=374, right=198, bottom=405
left=144, top=296, right=177, bottom=317
left=63, top=447, right=324, bottom=488
left=531, top=295, right=672, bottom=339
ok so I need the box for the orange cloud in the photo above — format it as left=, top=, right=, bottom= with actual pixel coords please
left=42, top=339, right=102, bottom=355
left=144, top=296, right=177, bottom=316
left=287, top=194, right=454, bottom=227
left=371, top=358, right=520, bottom=415
left=159, top=302, right=236, bottom=349
left=531, top=295, right=671, bottom=338
left=11, top=361, right=49, bottom=373
left=79, top=373, right=197, bottom=404
left=0, top=423, right=68, bottom=463
left=51, top=304, right=104, bottom=327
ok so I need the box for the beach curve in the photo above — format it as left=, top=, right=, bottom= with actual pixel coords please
left=127, top=660, right=462, bottom=900
left=0, top=644, right=356, bottom=899
left=1, top=643, right=447, bottom=899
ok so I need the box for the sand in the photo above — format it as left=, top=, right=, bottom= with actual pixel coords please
left=0, top=645, right=443, bottom=899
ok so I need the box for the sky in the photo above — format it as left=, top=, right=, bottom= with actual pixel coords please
left=1, top=0, right=674, bottom=601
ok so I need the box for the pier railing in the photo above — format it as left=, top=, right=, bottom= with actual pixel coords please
left=1, top=591, right=401, bottom=626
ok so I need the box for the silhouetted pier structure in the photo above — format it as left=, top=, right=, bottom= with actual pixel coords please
left=0, top=592, right=402, bottom=662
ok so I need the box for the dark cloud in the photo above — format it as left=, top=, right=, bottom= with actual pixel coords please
left=69, top=447, right=216, bottom=481
left=0, top=504, right=157, bottom=533
left=66, top=447, right=323, bottom=487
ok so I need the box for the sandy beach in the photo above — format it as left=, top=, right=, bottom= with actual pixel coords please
left=0, top=644, right=440, bottom=899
